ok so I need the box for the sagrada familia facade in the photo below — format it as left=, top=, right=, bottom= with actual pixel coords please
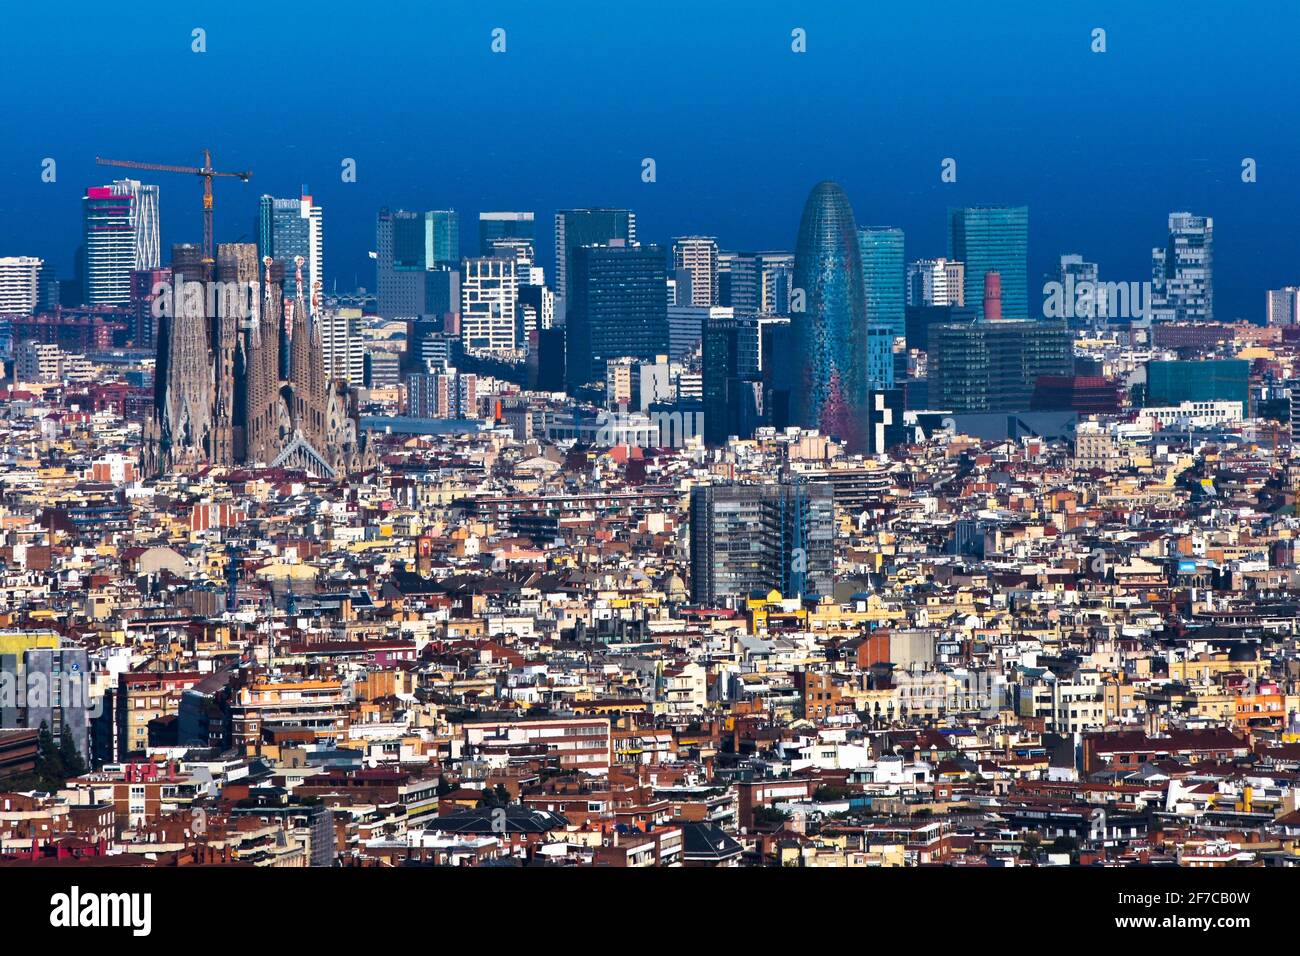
left=143, top=243, right=374, bottom=478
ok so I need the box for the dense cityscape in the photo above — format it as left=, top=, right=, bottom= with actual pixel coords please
left=2, top=170, right=1299, bottom=874
left=0, top=14, right=1296, bottom=912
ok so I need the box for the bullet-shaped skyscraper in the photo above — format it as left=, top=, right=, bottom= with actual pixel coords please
left=787, top=181, right=870, bottom=452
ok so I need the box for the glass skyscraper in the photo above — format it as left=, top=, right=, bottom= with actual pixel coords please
left=478, top=211, right=535, bottom=256
left=427, top=210, right=460, bottom=267
left=564, top=242, right=667, bottom=392
left=788, top=181, right=869, bottom=452
left=375, top=208, right=459, bottom=319
left=553, top=208, right=636, bottom=306
left=948, top=205, right=1028, bottom=319
left=867, top=325, right=895, bottom=389
left=858, top=227, right=905, bottom=339
left=258, top=193, right=323, bottom=301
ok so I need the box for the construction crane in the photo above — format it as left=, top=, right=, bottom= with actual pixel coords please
left=95, top=149, right=252, bottom=263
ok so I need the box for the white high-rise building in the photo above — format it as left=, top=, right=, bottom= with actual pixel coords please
left=15, top=341, right=93, bottom=383
left=1266, top=287, right=1300, bottom=327
left=84, top=180, right=158, bottom=305
left=907, top=258, right=965, bottom=307
left=1151, top=212, right=1213, bottom=322
left=124, top=180, right=161, bottom=271
left=460, top=257, right=518, bottom=355
left=0, top=257, right=43, bottom=315
left=672, top=236, right=719, bottom=307
left=319, top=309, right=366, bottom=383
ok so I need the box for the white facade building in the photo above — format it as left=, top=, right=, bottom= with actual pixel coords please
left=0, top=257, right=42, bottom=315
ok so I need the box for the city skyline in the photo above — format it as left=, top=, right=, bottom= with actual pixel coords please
left=2, top=1, right=1298, bottom=320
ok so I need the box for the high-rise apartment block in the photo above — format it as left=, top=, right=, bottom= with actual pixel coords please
left=460, top=257, right=519, bottom=355
left=1151, top=212, right=1213, bottom=323
left=84, top=180, right=160, bottom=305
left=907, top=258, right=964, bottom=307
left=1266, top=287, right=1299, bottom=327
left=0, top=257, right=43, bottom=315
left=672, top=236, right=720, bottom=307
left=689, top=481, right=834, bottom=606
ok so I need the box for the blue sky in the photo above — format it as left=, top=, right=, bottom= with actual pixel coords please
left=1, top=0, right=1296, bottom=319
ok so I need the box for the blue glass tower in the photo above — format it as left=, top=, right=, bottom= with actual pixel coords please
left=858, top=227, right=905, bottom=339
left=948, top=205, right=1029, bottom=319
left=789, top=181, right=868, bottom=451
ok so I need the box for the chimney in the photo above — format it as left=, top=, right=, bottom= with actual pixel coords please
left=983, top=270, right=1002, bottom=321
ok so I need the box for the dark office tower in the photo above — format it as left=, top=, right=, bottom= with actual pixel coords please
left=479, top=211, right=535, bottom=255
left=565, top=242, right=667, bottom=392
left=929, top=319, right=1071, bottom=413
left=729, top=251, right=795, bottom=316
left=553, top=208, right=636, bottom=308
left=130, top=266, right=170, bottom=350
left=406, top=318, right=442, bottom=374
left=258, top=193, right=323, bottom=301
left=689, top=481, right=834, bottom=606
left=858, top=227, right=905, bottom=339
left=703, top=315, right=781, bottom=445
left=534, top=326, right=566, bottom=391
left=905, top=303, right=978, bottom=352
left=424, top=266, right=460, bottom=319
left=376, top=208, right=422, bottom=318
left=788, top=181, right=869, bottom=451
left=948, top=206, right=1028, bottom=319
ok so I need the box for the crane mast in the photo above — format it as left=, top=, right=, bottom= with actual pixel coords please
left=95, top=149, right=252, bottom=263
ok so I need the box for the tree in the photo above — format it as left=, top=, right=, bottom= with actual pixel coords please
left=0, top=722, right=81, bottom=793
left=812, top=784, right=851, bottom=802
left=476, top=784, right=512, bottom=808
left=751, top=806, right=791, bottom=828
left=58, top=724, right=86, bottom=779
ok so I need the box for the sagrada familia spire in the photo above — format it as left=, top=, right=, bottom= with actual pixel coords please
left=144, top=243, right=373, bottom=478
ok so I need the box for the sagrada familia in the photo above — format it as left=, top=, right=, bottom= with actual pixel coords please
left=143, top=243, right=374, bottom=478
